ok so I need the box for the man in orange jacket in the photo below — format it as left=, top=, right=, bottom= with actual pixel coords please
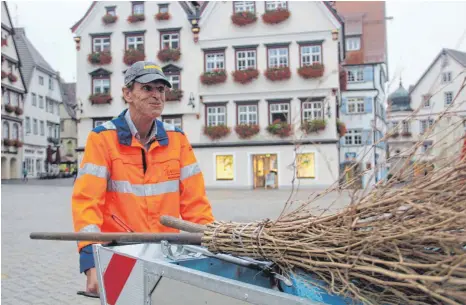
left=71, top=61, right=215, bottom=295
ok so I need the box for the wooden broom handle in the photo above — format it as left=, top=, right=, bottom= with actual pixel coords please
left=160, top=215, right=207, bottom=233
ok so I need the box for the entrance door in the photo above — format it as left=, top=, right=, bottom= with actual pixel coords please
left=252, top=154, right=278, bottom=189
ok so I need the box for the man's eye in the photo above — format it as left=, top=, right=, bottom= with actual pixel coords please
left=142, top=86, right=152, bottom=91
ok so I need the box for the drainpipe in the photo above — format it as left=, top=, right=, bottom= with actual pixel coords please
left=373, top=64, right=381, bottom=184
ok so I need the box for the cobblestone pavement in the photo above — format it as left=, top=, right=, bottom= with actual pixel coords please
left=1, top=178, right=350, bottom=304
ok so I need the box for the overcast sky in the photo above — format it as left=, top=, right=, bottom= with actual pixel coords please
left=7, top=1, right=466, bottom=94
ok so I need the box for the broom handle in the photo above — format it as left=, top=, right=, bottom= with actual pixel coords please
left=160, top=215, right=207, bottom=233
left=29, top=232, right=203, bottom=245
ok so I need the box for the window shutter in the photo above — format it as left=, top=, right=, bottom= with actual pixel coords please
left=364, top=97, right=373, bottom=113
left=363, top=67, right=373, bottom=81
left=341, top=97, right=348, bottom=114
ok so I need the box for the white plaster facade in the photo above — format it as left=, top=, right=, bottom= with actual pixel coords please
left=1, top=2, right=27, bottom=180
left=72, top=1, right=344, bottom=189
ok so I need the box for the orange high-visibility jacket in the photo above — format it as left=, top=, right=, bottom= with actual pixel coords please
left=72, top=109, right=214, bottom=273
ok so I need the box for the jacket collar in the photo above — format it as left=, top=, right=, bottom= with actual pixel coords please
left=112, top=109, right=168, bottom=147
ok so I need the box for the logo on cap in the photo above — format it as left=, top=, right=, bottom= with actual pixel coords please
left=144, top=65, right=162, bottom=71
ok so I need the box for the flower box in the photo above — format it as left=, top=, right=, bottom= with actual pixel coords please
left=232, top=68, right=259, bottom=84
left=204, top=125, right=231, bottom=140
left=3, top=139, right=14, bottom=146
left=8, top=73, right=17, bottom=82
left=264, top=66, right=291, bottom=81
left=200, top=70, right=227, bottom=85
left=337, top=120, right=347, bottom=137
left=262, top=9, right=290, bottom=24
left=297, top=63, right=324, bottom=79
left=124, top=49, right=145, bottom=66
left=127, top=14, right=145, bottom=23
left=235, top=124, right=260, bottom=139
left=157, top=48, right=181, bottom=62
left=13, top=139, right=23, bottom=148
left=1, top=71, right=7, bottom=79
left=102, top=14, right=118, bottom=24
left=155, top=12, right=170, bottom=20
left=89, top=93, right=112, bottom=104
left=14, top=107, right=23, bottom=116
left=231, top=11, right=257, bottom=26
left=301, top=119, right=326, bottom=134
left=346, top=50, right=364, bottom=65
left=165, top=89, right=183, bottom=101
left=402, top=131, right=412, bottom=137
left=4, top=104, right=15, bottom=113
left=88, top=51, right=112, bottom=65
left=266, top=120, right=292, bottom=138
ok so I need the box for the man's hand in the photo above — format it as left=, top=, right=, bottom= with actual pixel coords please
left=85, top=268, right=99, bottom=295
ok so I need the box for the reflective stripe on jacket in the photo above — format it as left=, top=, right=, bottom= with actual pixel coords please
left=72, top=109, right=214, bottom=271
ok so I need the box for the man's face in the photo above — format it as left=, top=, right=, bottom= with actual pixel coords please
left=123, top=81, right=167, bottom=119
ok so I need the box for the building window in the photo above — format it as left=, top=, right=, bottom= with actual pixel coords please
left=33, top=119, right=38, bottom=135
left=10, top=92, right=18, bottom=107
left=39, top=96, right=44, bottom=108
left=132, top=2, right=144, bottom=15
left=216, top=155, right=234, bottom=181
left=49, top=78, right=53, bottom=90
left=168, top=74, right=180, bottom=90
left=25, top=158, right=34, bottom=175
left=40, top=121, right=44, bottom=135
left=158, top=4, right=169, bottom=14
left=162, top=115, right=182, bottom=129
left=346, top=36, right=361, bottom=51
left=3, top=122, right=9, bottom=139
left=420, top=119, right=434, bottom=134
left=423, top=94, right=431, bottom=107
left=92, top=77, right=110, bottom=94
left=236, top=49, right=256, bottom=70
left=25, top=117, right=31, bottom=134
left=296, top=153, right=315, bottom=179
left=444, top=91, right=453, bottom=105
left=300, top=45, right=322, bottom=66
left=93, top=37, right=111, bottom=52
left=442, top=72, right=452, bottom=83
left=126, top=35, right=144, bottom=51
left=347, top=68, right=364, bottom=82
left=402, top=121, right=410, bottom=133
left=269, top=102, right=289, bottom=124
left=238, top=104, right=258, bottom=125
left=205, top=52, right=225, bottom=72
left=234, top=1, right=255, bottom=13
left=206, top=105, right=226, bottom=126
left=106, top=7, right=116, bottom=16
left=265, top=1, right=287, bottom=11
left=161, top=32, right=179, bottom=49
left=345, top=129, right=362, bottom=145
left=39, top=76, right=44, bottom=85
left=302, top=101, right=323, bottom=121
left=347, top=97, right=365, bottom=114
left=268, top=47, right=288, bottom=68
left=32, top=93, right=37, bottom=106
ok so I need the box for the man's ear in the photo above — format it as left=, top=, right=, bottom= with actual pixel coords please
left=122, top=87, right=132, bottom=104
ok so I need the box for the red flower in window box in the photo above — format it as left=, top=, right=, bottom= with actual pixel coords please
left=297, top=63, right=324, bottom=79
left=4, top=104, right=15, bottom=113
left=231, top=11, right=257, bottom=26
left=89, top=93, right=112, bottom=104
left=3, top=139, right=14, bottom=146
left=401, top=131, right=412, bottom=137
left=203, top=125, right=231, bottom=140
left=155, top=12, right=170, bottom=21
left=127, top=14, right=145, bottom=23
left=8, top=73, right=17, bottom=83
left=266, top=120, right=293, bottom=138
left=264, top=66, right=291, bottom=81
left=102, top=14, right=118, bottom=24
left=301, top=119, right=326, bottom=134
left=345, top=50, right=364, bottom=65
left=1, top=71, right=7, bottom=79
left=14, top=106, right=23, bottom=116
left=165, top=89, right=183, bottom=101
left=200, top=69, right=227, bottom=85
left=235, top=124, right=260, bottom=139
left=1, top=38, right=7, bottom=46
left=88, top=51, right=112, bottom=65
left=157, top=48, right=181, bottom=62
left=12, top=139, right=23, bottom=148
left=262, top=9, right=290, bottom=24
left=232, top=68, right=259, bottom=84
left=124, top=49, right=145, bottom=66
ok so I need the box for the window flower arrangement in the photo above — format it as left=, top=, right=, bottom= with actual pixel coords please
left=157, top=48, right=181, bottom=62
left=165, top=89, right=183, bottom=101
left=262, top=9, right=290, bottom=24
left=235, top=124, right=260, bottom=139
left=232, top=68, right=259, bottom=84
left=127, top=14, right=145, bottom=23
left=297, top=63, right=324, bottom=79
left=14, top=107, right=23, bottom=116
left=3, top=139, right=14, bottom=146
left=264, top=66, right=291, bottom=81
left=88, top=51, right=112, bottom=65
left=5, top=104, right=15, bottom=113
left=123, top=49, right=145, bottom=66
left=231, top=11, right=257, bottom=26
left=155, top=12, right=170, bottom=20
left=89, top=93, right=112, bottom=104
left=8, top=73, right=17, bottom=83
left=102, top=14, right=118, bottom=24
left=203, top=125, right=231, bottom=140
left=200, top=69, right=227, bottom=85
left=266, top=119, right=292, bottom=138
left=301, top=119, right=327, bottom=134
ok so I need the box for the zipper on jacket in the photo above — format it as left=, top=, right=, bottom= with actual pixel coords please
left=141, top=148, right=147, bottom=174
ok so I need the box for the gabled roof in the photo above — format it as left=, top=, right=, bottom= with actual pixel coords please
left=59, top=80, right=77, bottom=119
left=71, top=1, right=97, bottom=33
left=409, top=48, right=466, bottom=94
left=13, top=28, right=57, bottom=88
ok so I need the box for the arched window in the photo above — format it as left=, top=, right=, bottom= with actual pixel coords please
left=3, top=122, right=9, bottom=139
left=12, top=123, right=19, bottom=139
